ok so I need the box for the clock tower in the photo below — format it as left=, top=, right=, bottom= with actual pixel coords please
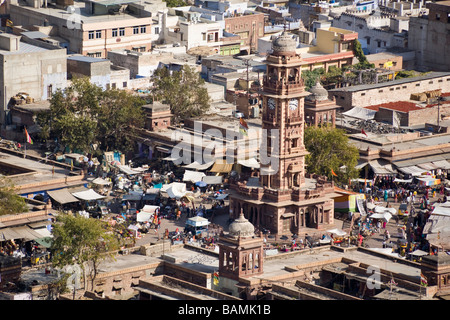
left=229, top=32, right=337, bottom=236
left=260, top=32, right=310, bottom=190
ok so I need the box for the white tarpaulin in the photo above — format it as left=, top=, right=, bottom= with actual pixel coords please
left=166, top=182, right=187, bottom=199
left=431, top=203, right=450, bottom=216
left=141, top=205, right=159, bottom=213
left=237, top=157, right=260, bottom=169
left=202, top=175, right=223, bottom=185
left=343, top=107, right=377, bottom=120
left=326, top=228, right=347, bottom=236
left=183, top=170, right=206, bottom=183
left=182, top=161, right=214, bottom=170
left=91, top=177, right=112, bottom=185
left=186, top=216, right=210, bottom=227
left=432, top=160, right=450, bottom=170
left=394, top=178, right=413, bottom=183
left=118, top=165, right=140, bottom=175
left=72, top=189, right=105, bottom=201
left=370, top=212, right=392, bottom=222
left=397, top=166, right=427, bottom=176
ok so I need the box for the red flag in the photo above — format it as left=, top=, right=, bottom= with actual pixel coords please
left=331, top=169, right=338, bottom=177
left=25, top=128, right=33, bottom=144
left=361, top=129, right=368, bottom=137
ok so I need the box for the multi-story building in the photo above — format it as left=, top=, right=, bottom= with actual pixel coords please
left=9, top=0, right=156, bottom=58
left=224, top=11, right=265, bottom=54
left=258, top=27, right=358, bottom=72
left=0, top=33, right=67, bottom=128
left=408, top=0, right=450, bottom=72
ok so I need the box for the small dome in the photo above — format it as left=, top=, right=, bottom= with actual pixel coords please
left=228, top=210, right=255, bottom=238
left=272, top=32, right=297, bottom=53
left=306, top=81, right=329, bottom=101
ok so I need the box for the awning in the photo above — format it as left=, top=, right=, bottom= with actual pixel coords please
left=355, top=160, right=369, bottom=170
left=166, top=182, right=187, bottom=199
left=9, top=226, right=44, bottom=241
left=394, top=178, right=413, bottom=183
left=47, top=189, right=80, bottom=204
left=237, top=158, right=260, bottom=169
left=397, top=165, right=427, bottom=176
left=0, top=228, right=22, bottom=241
left=186, top=216, right=210, bottom=227
left=417, top=163, right=439, bottom=171
left=183, top=170, right=206, bottom=183
left=91, top=177, right=112, bottom=185
left=416, top=176, right=441, bottom=186
left=122, top=191, right=143, bottom=201
left=432, top=160, right=450, bottom=170
left=369, top=160, right=397, bottom=175
left=202, top=175, right=223, bottom=185
left=118, top=165, right=140, bottom=175
left=327, top=228, right=347, bottom=236
left=281, top=213, right=295, bottom=218
left=72, top=189, right=105, bottom=201
left=182, top=161, right=214, bottom=171
left=209, top=160, right=233, bottom=173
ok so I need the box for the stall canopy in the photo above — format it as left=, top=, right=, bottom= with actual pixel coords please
left=122, top=191, right=143, bottom=201
left=165, top=182, right=187, bottom=199
left=342, top=107, right=377, bottom=120
left=182, top=161, right=215, bottom=171
left=416, top=176, right=441, bottom=187
left=423, top=214, right=450, bottom=250
left=397, top=165, right=427, bottom=176
left=0, top=226, right=45, bottom=241
left=118, top=165, right=140, bottom=175
left=369, top=160, right=397, bottom=175
left=326, top=228, right=347, bottom=236
left=237, top=157, right=260, bottom=169
left=202, top=175, right=223, bottom=185
left=72, top=189, right=105, bottom=201
left=183, top=170, right=206, bottom=183
left=137, top=205, right=159, bottom=222
left=47, top=189, right=80, bottom=204
left=91, top=177, right=112, bottom=185
left=186, top=216, right=210, bottom=227
left=209, top=159, right=233, bottom=173
left=431, top=203, right=450, bottom=216
left=432, top=160, right=450, bottom=170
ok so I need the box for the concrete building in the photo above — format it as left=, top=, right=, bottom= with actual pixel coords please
left=258, top=27, right=358, bottom=72
left=9, top=0, right=156, bottom=58
left=0, top=33, right=67, bottom=128
left=224, top=11, right=265, bottom=54
left=329, top=71, right=450, bottom=111
left=331, top=11, right=409, bottom=55
left=408, top=1, right=450, bottom=72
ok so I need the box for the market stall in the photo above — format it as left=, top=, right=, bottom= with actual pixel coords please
left=185, top=216, right=210, bottom=236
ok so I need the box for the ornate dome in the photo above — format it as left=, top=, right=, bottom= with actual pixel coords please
left=272, top=32, right=297, bottom=53
left=306, top=81, right=329, bottom=101
left=228, top=210, right=255, bottom=238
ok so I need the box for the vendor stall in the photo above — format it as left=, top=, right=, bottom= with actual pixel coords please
left=185, top=216, right=210, bottom=236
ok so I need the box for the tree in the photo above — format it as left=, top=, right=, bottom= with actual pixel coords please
left=37, top=77, right=145, bottom=154
left=301, top=68, right=325, bottom=90
left=163, top=0, right=187, bottom=7
left=352, top=39, right=375, bottom=70
left=150, top=65, right=210, bottom=123
left=50, top=213, right=121, bottom=293
left=304, top=125, right=360, bottom=186
left=0, top=177, right=28, bottom=215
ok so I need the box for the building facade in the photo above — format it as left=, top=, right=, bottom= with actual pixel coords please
left=408, top=1, right=450, bottom=72
left=9, top=0, right=154, bottom=58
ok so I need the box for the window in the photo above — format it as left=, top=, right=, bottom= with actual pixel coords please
left=123, top=81, right=127, bottom=88
left=88, top=31, right=94, bottom=39
left=96, top=30, right=101, bottom=39
left=367, top=37, right=371, bottom=45
left=133, top=26, right=139, bottom=34
left=119, top=28, right=125, bottom=36
left=112, top=28, right=118, bottom=37
left=436, top=13, right=441, bottom=20
left=140, top=25, right=146, bottom=33
left=47, top=84, right=53, bottom=98
left=379, top=90, right=383, bottom=93
left=154, top=27, right=160, bottom=34
left=361, top=92, right=366, bottom=96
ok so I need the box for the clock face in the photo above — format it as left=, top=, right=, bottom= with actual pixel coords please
left=289, top=98, right=298, bottom=111
left=268, top=98, right=275, bottom=110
